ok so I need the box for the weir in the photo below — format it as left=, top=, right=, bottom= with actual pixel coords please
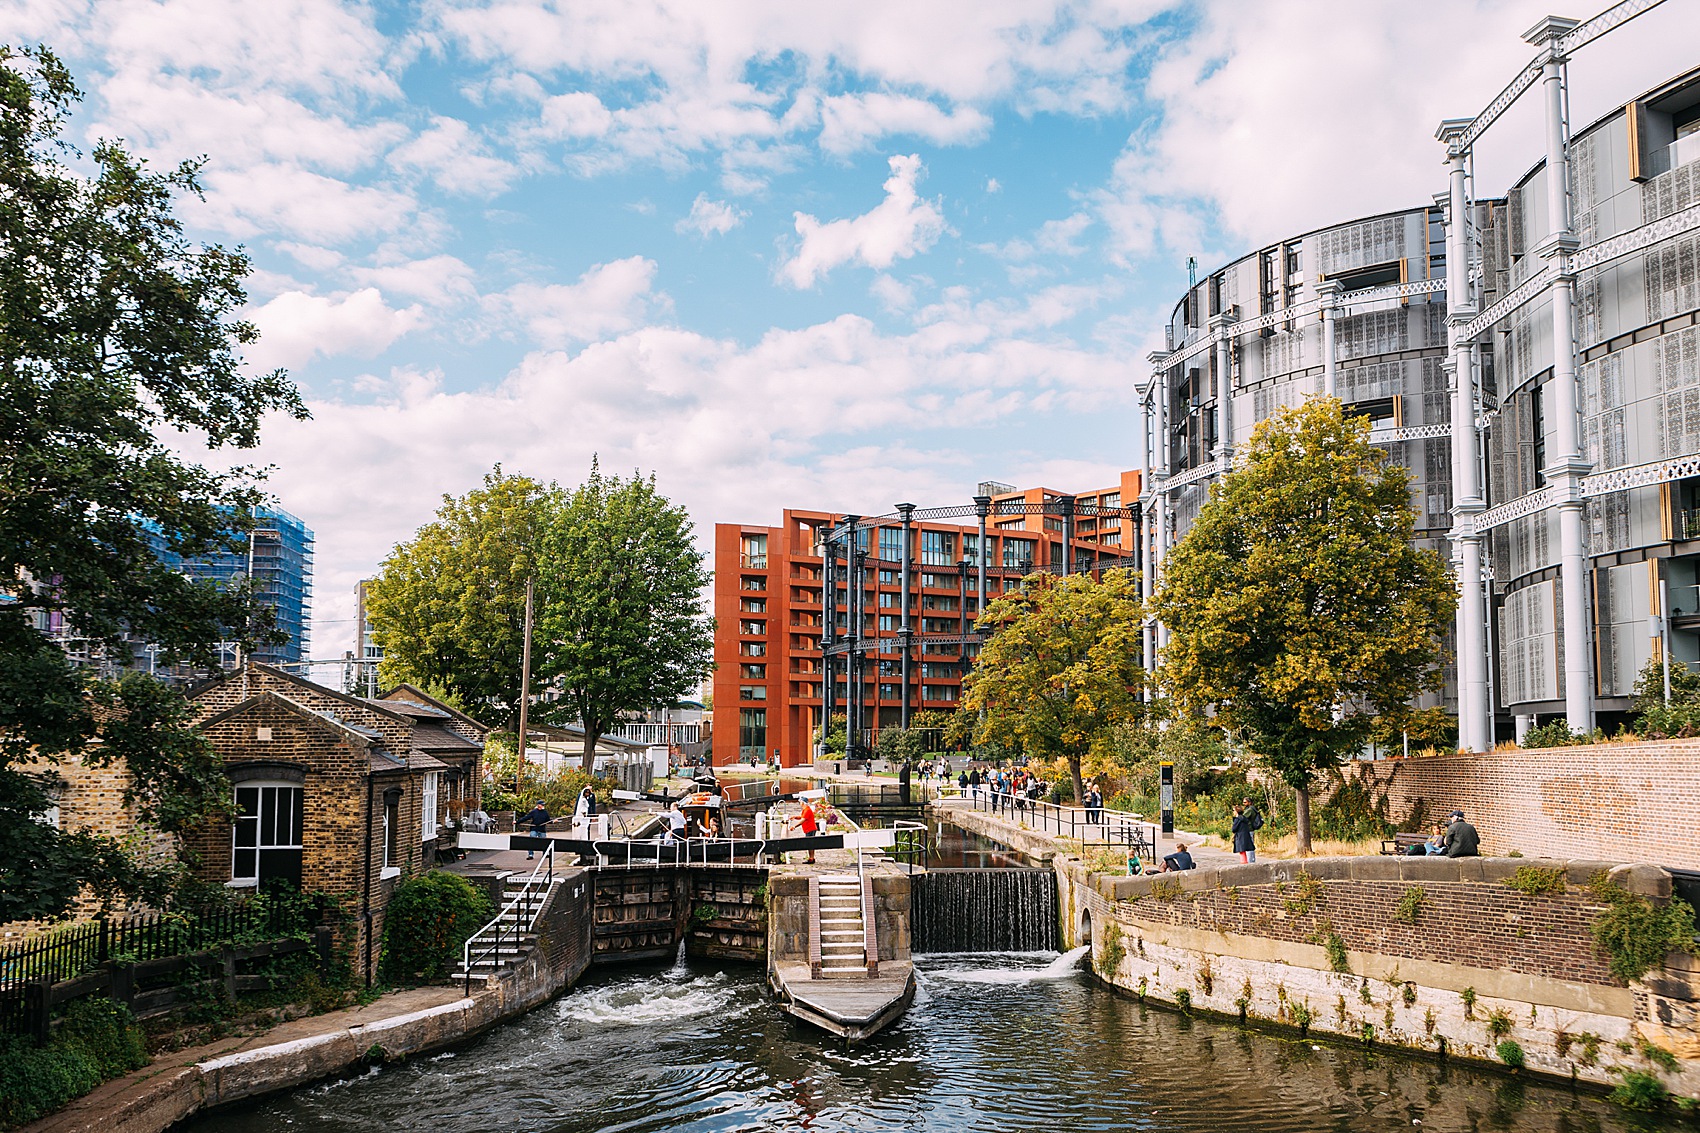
left=912, top=868, right=1058, bottom=953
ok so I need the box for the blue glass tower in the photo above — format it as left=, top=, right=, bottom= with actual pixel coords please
left=172, top=506, right=315, bottom=666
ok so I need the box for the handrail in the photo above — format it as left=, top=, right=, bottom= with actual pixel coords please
left=936, top=786, right=1158, bottom=860
left=462, top=842, right=554, bottom=995
left=890, top=819, right=927, bottom=874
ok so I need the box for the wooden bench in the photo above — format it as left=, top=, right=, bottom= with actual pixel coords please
left=1381, top=832, right=1430, bottom=856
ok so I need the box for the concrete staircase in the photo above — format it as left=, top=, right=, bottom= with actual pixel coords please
left=817, top=873, right=869, bottom=978
left=454, top=874, right=557, bottom=983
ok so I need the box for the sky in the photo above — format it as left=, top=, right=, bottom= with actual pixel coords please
left=5, top=0, right=1697, bottom=666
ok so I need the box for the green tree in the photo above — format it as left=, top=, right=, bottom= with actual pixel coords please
left=535, top=461, right=714, bottom=771
left=1151, top=398, right=1453, bottom=853
left=961, top=568, right=1146, bottom=806
left=365, top=468, right=550, bottom=728
left=1631, top=655, right=1700, bottom=738
left=0, top=49, right=305, bottom=921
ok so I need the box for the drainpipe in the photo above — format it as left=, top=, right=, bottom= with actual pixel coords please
left=362, top=767, right=374, bottom=987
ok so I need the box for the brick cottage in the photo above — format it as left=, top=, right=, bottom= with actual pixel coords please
left=181, top=663, right=487, bottom=982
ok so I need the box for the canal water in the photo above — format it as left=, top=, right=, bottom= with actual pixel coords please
left=187, top=950, right=1662, bottom=1133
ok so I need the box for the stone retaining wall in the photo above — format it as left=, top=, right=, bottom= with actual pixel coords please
left=1344, top=740, right=1700, bottom=869
left=1069, top=853, right=1700, bottom=1096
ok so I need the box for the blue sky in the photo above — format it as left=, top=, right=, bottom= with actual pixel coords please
left=6, top=0, right=1695, bottom=663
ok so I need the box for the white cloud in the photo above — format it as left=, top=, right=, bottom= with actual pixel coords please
left=487, top=257, right=664, bottom=348
left=779, top=154, right=948, bottom=288
left=437, top=0, right=1167, bottom=165
left=675, top=193, right=746, bottom=237
left=248, top=288, right=427, bottom=370
left=870, top=274, right=915, bottom=313
left=187, top=163, right=424, bottom=245
left=350, top=255, right=479, bottom=307
left=1092, top=0, right=1700, bottom=261
left=985, top=177, right=1002, bottom=193
left=817, top=93, right=990, bottom=155
left=388, top=116, right=520, bottom=196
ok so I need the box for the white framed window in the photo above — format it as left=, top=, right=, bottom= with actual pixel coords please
left=421, top=772, right=439, bottom=841
left=382, top=788, right=401, bottom=878
left=231, top=781, right=304, bottom=888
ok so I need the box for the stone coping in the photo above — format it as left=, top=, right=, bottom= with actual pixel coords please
left=1081, top=855, right=1673, bottom=903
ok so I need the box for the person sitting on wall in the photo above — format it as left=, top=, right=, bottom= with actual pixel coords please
left=1161, top=843, right=1196, bottom=872
left=1443, top=810, right=1480, bottom=858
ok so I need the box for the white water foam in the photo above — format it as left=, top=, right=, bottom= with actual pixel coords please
left=557, top=970, right=738, bottom=1027
left=923, top=945, right=1089, bottom=985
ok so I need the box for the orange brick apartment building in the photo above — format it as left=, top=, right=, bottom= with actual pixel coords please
left=712, top=473, right=1141, bottom=767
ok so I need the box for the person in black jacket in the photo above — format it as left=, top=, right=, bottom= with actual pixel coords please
left=521, top=800, right=550, bottom=859
left=1443, top=810, right=1480, bottom=857
left=1232, top=798, right=1262, bottom=863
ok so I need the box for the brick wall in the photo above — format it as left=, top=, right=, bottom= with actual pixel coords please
left=1120, top=866, right=1617, bottom=987
left=1345, top=739, right=1700, bottom=869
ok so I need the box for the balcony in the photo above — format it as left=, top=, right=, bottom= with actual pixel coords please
left=740, top=554, right=767, bottom=569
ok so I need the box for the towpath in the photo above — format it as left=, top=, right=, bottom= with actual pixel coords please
left=22, top=986, right=471, bottom=1133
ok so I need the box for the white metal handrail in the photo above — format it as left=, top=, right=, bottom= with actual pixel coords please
left=461, top=842, right=554, bottom=993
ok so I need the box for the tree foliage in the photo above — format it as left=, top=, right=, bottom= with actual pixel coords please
left=535, top=461, right=714, bottom=771
left=1151, top=398, right=1453, bottom=852
left=0, top=49, right=305, bottom=920
left=1631, top=656, right=1700, bottom=739
left=366, top=467, right=549, bottom=727
left=961, top=568, right=1146, bottom=805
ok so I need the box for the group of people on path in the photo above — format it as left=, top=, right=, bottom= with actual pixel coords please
left=958, top=765, right=1052, bottom=815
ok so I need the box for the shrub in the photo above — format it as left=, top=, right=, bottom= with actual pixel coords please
left=1485, top=1007, right=1514, bottom=1038
left=483, top=765, right=616, bottom=818
left=1393, top=886, right=1426, bottom=925
left=1460, top=986, right=1476, bottom=1018
left=1096, top=921, right=1125, bottom=977
left=1308, top=922, right=1349, bottom=973
left=379, top=871, right=493, bottom=986
left=1496, top=1040, right=1526, bottom=1070
left=1283, top=871, right=1325, bottom=916
left=1401, top=982, right=1418, bottom=1007
left=1641, top=1040, right=1680, bottom=1073
left=1288, top=999, right=1313, bottom=1033
left=1174, top=988, right=1192, bottom=1013
left=1612, top=1070, right=1670, bottom=1111
left=1522, top=720, right=1588, bottom=748
left=1587, top=873, right=1697, bottom=982
left=1503, top=866, right=1566, bottom=895
left=0, top=998, right=149, bottom=1129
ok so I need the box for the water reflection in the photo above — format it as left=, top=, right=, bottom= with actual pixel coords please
left=187, top=953, right=1659, bottom=1133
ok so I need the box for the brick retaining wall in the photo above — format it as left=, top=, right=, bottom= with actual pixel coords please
left=1345, top=739, right=1700, bottom=869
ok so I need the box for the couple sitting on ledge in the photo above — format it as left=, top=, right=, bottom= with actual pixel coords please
left=1127, top=843, right=1197, bottom=875
left=1405, top=810, right=1481, bottom=857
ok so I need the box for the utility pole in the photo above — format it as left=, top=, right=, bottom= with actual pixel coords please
left=515, top=578, right=534, bottom=798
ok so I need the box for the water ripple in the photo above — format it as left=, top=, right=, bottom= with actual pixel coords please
left=186, top=953, right=1646, bottom=1133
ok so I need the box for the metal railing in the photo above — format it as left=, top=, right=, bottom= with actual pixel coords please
left=889, top=820, right=928, bottom=874
left=462, top=843, right=555, bottom=995
left=937, top=787, right=1158, bottom=861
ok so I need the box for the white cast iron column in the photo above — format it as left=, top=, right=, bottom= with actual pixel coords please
left=1437, top=121, right=1490, bottom=752
left=1527, top=16, right=1593, bottom=733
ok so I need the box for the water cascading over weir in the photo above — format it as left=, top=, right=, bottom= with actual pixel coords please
left=911, top=869, right=1058, bottom=952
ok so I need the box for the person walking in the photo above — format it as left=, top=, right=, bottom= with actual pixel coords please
left=521, top=799, right=550, bottom=860
left=1232, top=797, right=1262, bottom=864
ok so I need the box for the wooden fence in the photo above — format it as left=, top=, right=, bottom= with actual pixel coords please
left=0, top=898, right=337, bottom=1040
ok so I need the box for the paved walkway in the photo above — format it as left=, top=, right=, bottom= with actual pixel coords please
left=24, top=986, right=469, bottom=1133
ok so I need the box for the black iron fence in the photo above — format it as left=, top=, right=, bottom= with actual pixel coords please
left=0, top=896, right=337, bottom=1039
